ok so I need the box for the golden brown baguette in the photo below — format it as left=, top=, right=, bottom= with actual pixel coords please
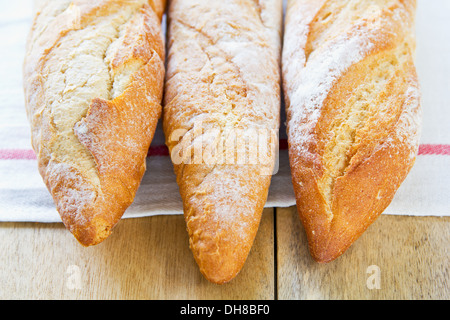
left=282, top=0, right=422, bottom=262
left=164, top=0, right=282, bottom=284
left=23, top=0, right=166, bottom=246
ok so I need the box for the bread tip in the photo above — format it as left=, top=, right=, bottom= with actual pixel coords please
left=311, top=253, right=341, bottom=264
left=309, top=241, right=349, bottom=264
left=200, top=269, right=240, bottom=285
left=69, top=220, right=114, bottom=247
left=192, top=243, right=246, bottom=285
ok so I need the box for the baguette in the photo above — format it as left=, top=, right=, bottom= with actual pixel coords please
left=23, top=0, right=166, bottom=246
left=282, top=0, right=422, bottom=262
left=164, top=0, right=282, bottom=284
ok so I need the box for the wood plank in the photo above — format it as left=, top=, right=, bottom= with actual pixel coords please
left=0, top=209, right=274, bottom=300
left=276, top=206, right=450, bottom=300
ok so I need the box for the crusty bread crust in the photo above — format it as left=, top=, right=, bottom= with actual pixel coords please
left=164, top=0, right=282, bottom=284
left=282, top=0, right=422, bottom=262
left=23, top=0, right=166, bottom=246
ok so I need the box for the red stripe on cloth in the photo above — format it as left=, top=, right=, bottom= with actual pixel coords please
left=147, top=145, right=170, bottom=157
left=0, top=149, right=37, bottom=160
left=1, top=144, right=449, bottom=160
left=0, top=145, right=170, bottom=160
left=418, top=144, right=450, bottom=155
left=279, top=138, right=289, bottom=150
left=278, top=140, right=450, bottom=156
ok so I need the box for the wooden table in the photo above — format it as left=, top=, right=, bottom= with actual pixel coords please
left=0, top=0, right=448, bottom=301
left=1, top=207, right=448, bottom=300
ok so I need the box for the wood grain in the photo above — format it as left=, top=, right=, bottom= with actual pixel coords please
left=0, top=209, right=274, bottom=300
left=1, top=206, right=448, bottom=299
left=276, top=207, right=450, bottom=300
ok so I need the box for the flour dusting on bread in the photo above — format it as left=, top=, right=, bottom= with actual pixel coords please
left=24, top=0, right=166, bottom=246
left=164, top=0, right=282, bottom=284
left=283, top=0, right=421, bottom=262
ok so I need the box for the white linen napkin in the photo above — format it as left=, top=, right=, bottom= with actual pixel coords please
left=0, top=0, right=448, bottom=223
